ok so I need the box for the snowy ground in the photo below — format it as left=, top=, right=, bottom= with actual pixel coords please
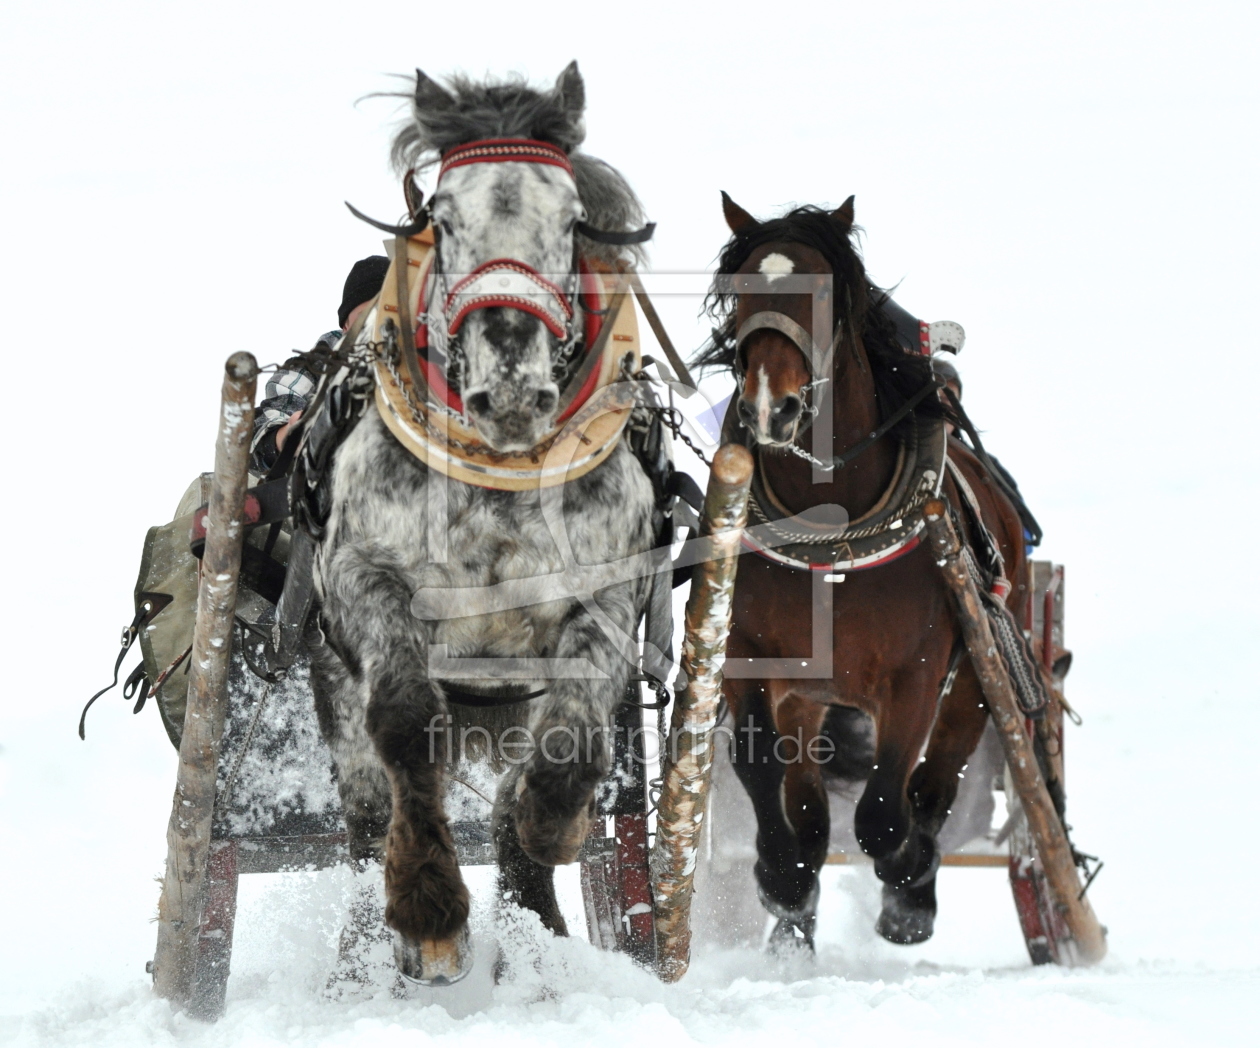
left=3, top=859, right=1257, bottom=1048
left=3, top=639, right=1258, bottom=1046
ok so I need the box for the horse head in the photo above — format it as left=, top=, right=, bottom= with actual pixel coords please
left=395, top=63, right=644, bottom=452
left=719, top=192, right=856, bottom=448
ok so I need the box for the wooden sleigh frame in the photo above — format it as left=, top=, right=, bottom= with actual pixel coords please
left=148, top=353, right=1099, bottom=1021
left=147, top=353, right=753, bottom=1018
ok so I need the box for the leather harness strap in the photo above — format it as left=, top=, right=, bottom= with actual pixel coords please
left=555, top=284, right=627, bottom=418
left=394, top=233, right=430, bottom=401
left=829, top=376, right=940, bottom=471
left=439, top=683, right=548, bottom=708
left=735, top=311, right=819, bottom=376
left=626, top=269, right=698, bottom=393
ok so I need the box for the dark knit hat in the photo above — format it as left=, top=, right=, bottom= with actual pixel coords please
left=338, top=255, right=391, bottom=328
left=932, top=355, right=962, bottom=395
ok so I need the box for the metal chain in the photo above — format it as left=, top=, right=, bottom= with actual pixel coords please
left=647, top=403, right=713, bottom=468
left=783, top=440, right=837, bottom=471
left=220, top=679, right=271, bottom=808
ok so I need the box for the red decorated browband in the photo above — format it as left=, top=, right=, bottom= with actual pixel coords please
left=438, top=138, right=574, bottom=181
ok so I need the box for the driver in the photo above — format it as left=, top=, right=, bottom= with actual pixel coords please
left=250, top=255, right=390, bottom=473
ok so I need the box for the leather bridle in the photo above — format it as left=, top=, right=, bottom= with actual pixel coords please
left=734, top=303, right=938, bottom=472
left=347, top=137, right=654, bottom=423
left=734, top=310, right=836, bottom=384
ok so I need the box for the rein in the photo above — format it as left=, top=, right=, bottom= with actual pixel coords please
left=781, top=375, right=941, bottom=473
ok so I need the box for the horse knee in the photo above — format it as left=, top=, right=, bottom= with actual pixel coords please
left=514, top=764, right=600, bottom=866
left=854, top=780, right=911, bottom=859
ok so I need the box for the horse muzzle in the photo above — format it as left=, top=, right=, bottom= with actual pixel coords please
left=737, top=389, right=806, bottom=446
left=463, top=379, right=561, bottom=451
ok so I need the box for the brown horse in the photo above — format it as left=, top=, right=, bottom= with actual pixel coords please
left=700, top=194, right=1031, bottom=948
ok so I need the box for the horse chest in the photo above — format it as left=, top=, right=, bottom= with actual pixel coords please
left=729, top=548, right=954, bottom=705
left=323, top=418, right=654, bottom=656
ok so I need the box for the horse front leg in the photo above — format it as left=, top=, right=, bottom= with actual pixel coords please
left=725, top=681, right=825, bottom=946
left=369, top=673, right=472, bottom=983
left=493, top=593, right=635, bottom=931
left=325, top=549, right=472, bottom=985
left=856, top=663, right=948, bottom=946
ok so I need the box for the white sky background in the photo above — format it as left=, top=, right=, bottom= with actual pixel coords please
left=1, top=0, right=1258, bottom=1023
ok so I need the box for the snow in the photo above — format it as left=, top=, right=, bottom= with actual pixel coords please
left=2, top=865, right=1256, bottom=1047
left=3, top=0, right=1260, bottom=1044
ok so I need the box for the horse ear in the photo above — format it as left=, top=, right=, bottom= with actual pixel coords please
left=831, top=195, right=855, bottom=229
left=414, top=68, right=454, bottom=112
left=554, top=61, right=585, bottom=118
left=721, top=191, right=757, bottom=234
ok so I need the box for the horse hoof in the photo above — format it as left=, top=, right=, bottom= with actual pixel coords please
left=756, top=872, right=820, bottom=923
left=393, top=925, right=474, bottom=986
left=768, top=917, right=816, bottom=955
left=875, top=886, right=935, bottom=945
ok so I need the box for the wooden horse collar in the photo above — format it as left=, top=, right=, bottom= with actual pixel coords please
left=369, top=231, right=641, bottom=491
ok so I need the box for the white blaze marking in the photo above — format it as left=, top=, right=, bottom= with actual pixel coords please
left=755, top=364, right=773, bottom=437
left=758, top=252, right=795, bottom=282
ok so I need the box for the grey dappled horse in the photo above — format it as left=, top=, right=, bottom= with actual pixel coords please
left=309, top=65, right=658, bottom=984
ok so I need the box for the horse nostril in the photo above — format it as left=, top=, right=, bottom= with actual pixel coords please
left=775, top=395, right=802, bottom=422
left=533, top=388, right=558, bottom=416
left=737, top=398, right=757, bottom=427
left=466, top=391, right=491, bottom=418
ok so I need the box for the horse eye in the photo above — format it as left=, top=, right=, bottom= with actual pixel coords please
left=439, top=219, right=454, bottom=236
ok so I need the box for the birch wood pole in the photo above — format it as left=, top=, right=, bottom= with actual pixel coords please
left=651, top=444, right=753, bottom=982
left=922, top=499, right=1107, bottom=965
left=152, top=352, right=258, bottom=1014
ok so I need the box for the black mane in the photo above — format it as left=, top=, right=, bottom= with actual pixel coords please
left=696, top=205, right=948, bottom=433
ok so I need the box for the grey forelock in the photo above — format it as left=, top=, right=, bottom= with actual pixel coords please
left=388, top=70, right=646, bottom=266
left=390, top=72, right=584, bottom=173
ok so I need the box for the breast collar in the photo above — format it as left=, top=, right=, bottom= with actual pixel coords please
left=736, top=410, right=948, bottom=573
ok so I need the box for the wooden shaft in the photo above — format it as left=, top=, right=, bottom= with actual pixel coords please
left=922, top=499, right=1106, bottom=965
left=152, top=352, right=258, bottom=1010
left=650, top=445, right=753, bottom=982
